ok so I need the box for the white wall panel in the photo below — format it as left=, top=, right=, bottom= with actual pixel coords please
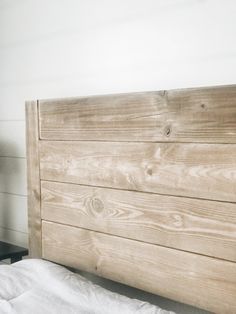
left=0, top=193, right=27, bottom=233
left=1, top=0, right=236, bottom=92
left=0, top=226, right=28, bottom=247
left=0, top=121, right=25, bottom=157
left=0, top=157, right=27, bottom=196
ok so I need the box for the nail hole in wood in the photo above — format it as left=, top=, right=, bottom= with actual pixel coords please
left=165, top=126, right=171, bottom=137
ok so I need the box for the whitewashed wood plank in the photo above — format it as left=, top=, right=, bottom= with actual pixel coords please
left=39, top=85, right=236, bottom=143
left=40, top=141, right=236, bottom=203
left=41, top=181, right=236, bottom=262
left=42, top=221, right=236, bottom=314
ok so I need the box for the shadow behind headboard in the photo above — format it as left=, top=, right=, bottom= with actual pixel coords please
left=26, top=85, right=236, bottom=313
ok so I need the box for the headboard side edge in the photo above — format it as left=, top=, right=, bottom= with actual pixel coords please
left=25, top=100, right=42, bottom=258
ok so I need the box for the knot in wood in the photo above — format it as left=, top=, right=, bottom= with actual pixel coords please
left=92, top=198, right=104, bottom=213
left=172, top=214, right=183, bottom=228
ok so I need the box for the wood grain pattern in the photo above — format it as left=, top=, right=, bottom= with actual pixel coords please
left=41, top=181, right=236, bottom=262
left=40, top=141, right=236, bottom=203
left=41, top=181, right=236, bottom=261
left=167, top=85, right=236, bottom=143
left=42, top=221, right=236, bottom=314
left=25, top=101, right=41, bottom=257
left=28, top=86, right=236, bottom=313
left=39, top=91, right=167, bottom=142
left=39, top=85, right=236, bottom=143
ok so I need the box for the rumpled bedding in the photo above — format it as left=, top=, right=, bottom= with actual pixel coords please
left=0, top=259, right=175, bottom=314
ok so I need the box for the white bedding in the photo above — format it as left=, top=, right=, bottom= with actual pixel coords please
left=0, top=259, right=175, bottom=314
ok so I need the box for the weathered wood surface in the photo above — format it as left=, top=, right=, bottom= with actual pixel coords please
left=25, top=101, right=41, bottom=257
left=41, top=180, right=236, bottom=262
left=39, top=141, right=236, bottom=203
left=42, top=221, right=236, bottom=314
left=167, top=85, right=236, bottom=143
left=27, top=85, right=236, bottom=313
left=39, top=85, right=236, bottom=143
left=39, top=91, right=167, bottom=142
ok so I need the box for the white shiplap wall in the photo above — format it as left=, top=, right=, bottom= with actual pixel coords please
left=0, top=0, right=236, bottom=313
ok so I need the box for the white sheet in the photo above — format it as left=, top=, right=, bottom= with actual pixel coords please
left=0, top=259, right=175, bottom=314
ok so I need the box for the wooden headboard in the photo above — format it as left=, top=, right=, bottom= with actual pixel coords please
left=26, top=85, right=236, bottom=313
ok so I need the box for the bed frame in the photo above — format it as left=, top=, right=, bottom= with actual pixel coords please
left=26, top=85, right=236, bottom=313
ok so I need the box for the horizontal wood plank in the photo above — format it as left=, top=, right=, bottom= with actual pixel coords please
left=39, top=141, right=236, bottom=203
left=42, top=221, right=236, bottom=314
left=41, top=181, right=236, bottom=262
left=39, top=91, right=167, bottom=142
left=39, top=85, right=236, bottom=143
left=167, top=85, right=236, bottom=143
